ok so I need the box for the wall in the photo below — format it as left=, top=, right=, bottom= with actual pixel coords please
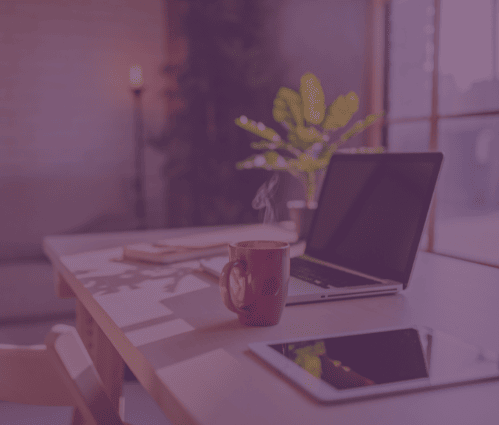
left=276, top=0, right=369, bottom=117
left=273, top=0, right=370, bottom=204
left=0, top=0, right=371, bottom=258
left=0, top=0, right=373, bottom=321
left=0, top=0, right=167, bottom=261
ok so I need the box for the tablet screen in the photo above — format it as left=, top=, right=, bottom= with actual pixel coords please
left=270, top=328, right=428, bottom=390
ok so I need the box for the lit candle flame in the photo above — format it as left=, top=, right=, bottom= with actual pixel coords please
left=129, top=65, right=143, bottom=88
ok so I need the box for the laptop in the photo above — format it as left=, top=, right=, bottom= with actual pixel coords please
left=201, top=152, right=443, bottom=305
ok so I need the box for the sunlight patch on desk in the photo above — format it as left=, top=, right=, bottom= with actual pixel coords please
left=61, top=246, right=210, bottom=300
left=160, top=274, right=210, bottom=298
left=427, top=330, right=499, bottom=385
left=125, top=318, right=194, bottom=347
left=62, top=247, right=137, bottom=278
left=140, top=261, right=201, bottom=278
left=95, top=289, right=174, bottom=328
left=157, top=349, right=247, bottom=422
left=93, top=275, right=209, bottom=327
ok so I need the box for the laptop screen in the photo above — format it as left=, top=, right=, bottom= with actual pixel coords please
left=305, top=153, right=443, bottom=287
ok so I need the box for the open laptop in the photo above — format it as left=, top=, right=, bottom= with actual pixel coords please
left=201, top=152, right=443, bottom=305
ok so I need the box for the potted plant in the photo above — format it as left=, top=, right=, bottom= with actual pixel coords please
left=235, top=72, right=383, bottom=236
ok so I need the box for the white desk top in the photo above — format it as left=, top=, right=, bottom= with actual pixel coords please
left=43, top=225, right=499, bottom=425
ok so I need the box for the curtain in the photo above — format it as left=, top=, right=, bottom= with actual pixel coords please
left=158, top=0, right=284, bottom=227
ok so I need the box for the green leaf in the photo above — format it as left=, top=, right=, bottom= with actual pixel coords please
left=319, top=142, right=339, bottom=162
left=300, top=73, right=326, bottom=125
left=287, top=131, right=308, bottom=150
left=345, top=91, right=359, bottom=114
left=296, top=126, right=322, bottom=144
left=321, top=95, right=354, bottom=130
left=272, top=108, right=288, bottom=123
left=339, top=112, right=383, bottom=142
left=235, top=117, right=281, bottom=143
left=295, top=153, right=324, bottom=172
left=264, top=150, right=279, bottom=165
left=364, top=113, right=379, bottom=125
left=235, top=154, right=258, bottom=169
left=275, top=87, right=304, bottom=127
left=250, top=139, right=283, bottom=150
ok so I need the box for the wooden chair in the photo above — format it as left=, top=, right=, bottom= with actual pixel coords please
left=0, top=324, right=131, bottom=425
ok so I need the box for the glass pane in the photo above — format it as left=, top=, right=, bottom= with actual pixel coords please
left=388, top=0, right=433, bottom=119
left=434, top=116, right=499, bottom=265
left=387, top=121, right=430, bottom=152
left=276, top=0, right=369, bottom=116
left=439, top=0, right=499, bottom=115
left=387, top=121, right=431, bottom=250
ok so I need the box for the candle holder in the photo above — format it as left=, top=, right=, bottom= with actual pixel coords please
left=130, top=65, right=146, bottom=230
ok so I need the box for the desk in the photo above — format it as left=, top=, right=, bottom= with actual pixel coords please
left=43, top=225, right=499, bottom=425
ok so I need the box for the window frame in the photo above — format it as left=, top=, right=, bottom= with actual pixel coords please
left=370, top=0, right=499, bottom=268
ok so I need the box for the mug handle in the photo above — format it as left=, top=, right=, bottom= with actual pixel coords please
left=219, top=260, right=249, bottom=317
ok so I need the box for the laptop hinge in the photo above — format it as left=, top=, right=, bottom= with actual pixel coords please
left=383, top=279, right=404, bottom=287
left=300, top=254, right=402, bottom=286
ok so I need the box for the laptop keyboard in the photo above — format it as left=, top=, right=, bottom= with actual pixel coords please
left=290, top=257, right=380, bottom=289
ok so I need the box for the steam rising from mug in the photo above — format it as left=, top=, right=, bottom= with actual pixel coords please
left=252, top=173, right=279, bottom=224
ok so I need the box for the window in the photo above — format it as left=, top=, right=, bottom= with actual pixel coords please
left=380, top=0, right=499, bottom=267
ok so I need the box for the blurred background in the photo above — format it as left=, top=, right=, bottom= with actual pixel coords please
left=1, top=0, right=498, bottom=322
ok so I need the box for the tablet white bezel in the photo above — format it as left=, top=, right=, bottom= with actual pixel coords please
left=248, top=324, right=499, bottom=404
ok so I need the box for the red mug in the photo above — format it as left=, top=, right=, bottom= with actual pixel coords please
left=219, top=240, right=290, bottom=326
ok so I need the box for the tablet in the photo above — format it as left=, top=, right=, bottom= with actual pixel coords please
left=248, top=325, right=499, bottom=404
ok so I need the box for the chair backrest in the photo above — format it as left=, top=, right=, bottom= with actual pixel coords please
left=0, top=342, right=73, bottom=406
left=44, top=324, right=124, bottom=425
left=0, top=324, right=125, bottom=425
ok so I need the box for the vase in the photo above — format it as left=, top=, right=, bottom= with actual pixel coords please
left=287, top=200, right=318, bottom=241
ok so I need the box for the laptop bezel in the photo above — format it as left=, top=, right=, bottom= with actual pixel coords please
left=302, top=152, right=443, bottom=290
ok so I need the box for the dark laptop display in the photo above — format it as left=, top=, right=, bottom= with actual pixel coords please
left=299, top=153, right=443, bottom=289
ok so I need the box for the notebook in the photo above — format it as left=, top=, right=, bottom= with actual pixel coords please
left=201, top=152, right=444, bottom=305
left=122, top=223, right=297, bottom=264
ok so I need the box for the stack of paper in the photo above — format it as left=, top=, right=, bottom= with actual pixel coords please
left=123, top=223, right=298, bottom=265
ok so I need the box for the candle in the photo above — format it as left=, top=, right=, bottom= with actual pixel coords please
left=129, top=65, right=143, bottom=88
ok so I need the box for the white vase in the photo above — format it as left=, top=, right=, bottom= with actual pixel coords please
left=287, top=200, right=318, bottom=240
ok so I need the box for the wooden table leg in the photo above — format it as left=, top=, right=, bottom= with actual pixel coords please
left=70, top=407, right=85, bottom=425
left=75, top=299, right=125, bottom=410
left=54, top=272, right=125, bottom=422
left=54, top=271, right=76, bottom=298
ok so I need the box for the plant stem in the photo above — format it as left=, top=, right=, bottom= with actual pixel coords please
left=306, top=171, right=316, bottom=206
left=284, top=144, right=303, bottom=158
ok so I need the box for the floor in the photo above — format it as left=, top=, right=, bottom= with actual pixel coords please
left=0, top=318, right=173, bottom=425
